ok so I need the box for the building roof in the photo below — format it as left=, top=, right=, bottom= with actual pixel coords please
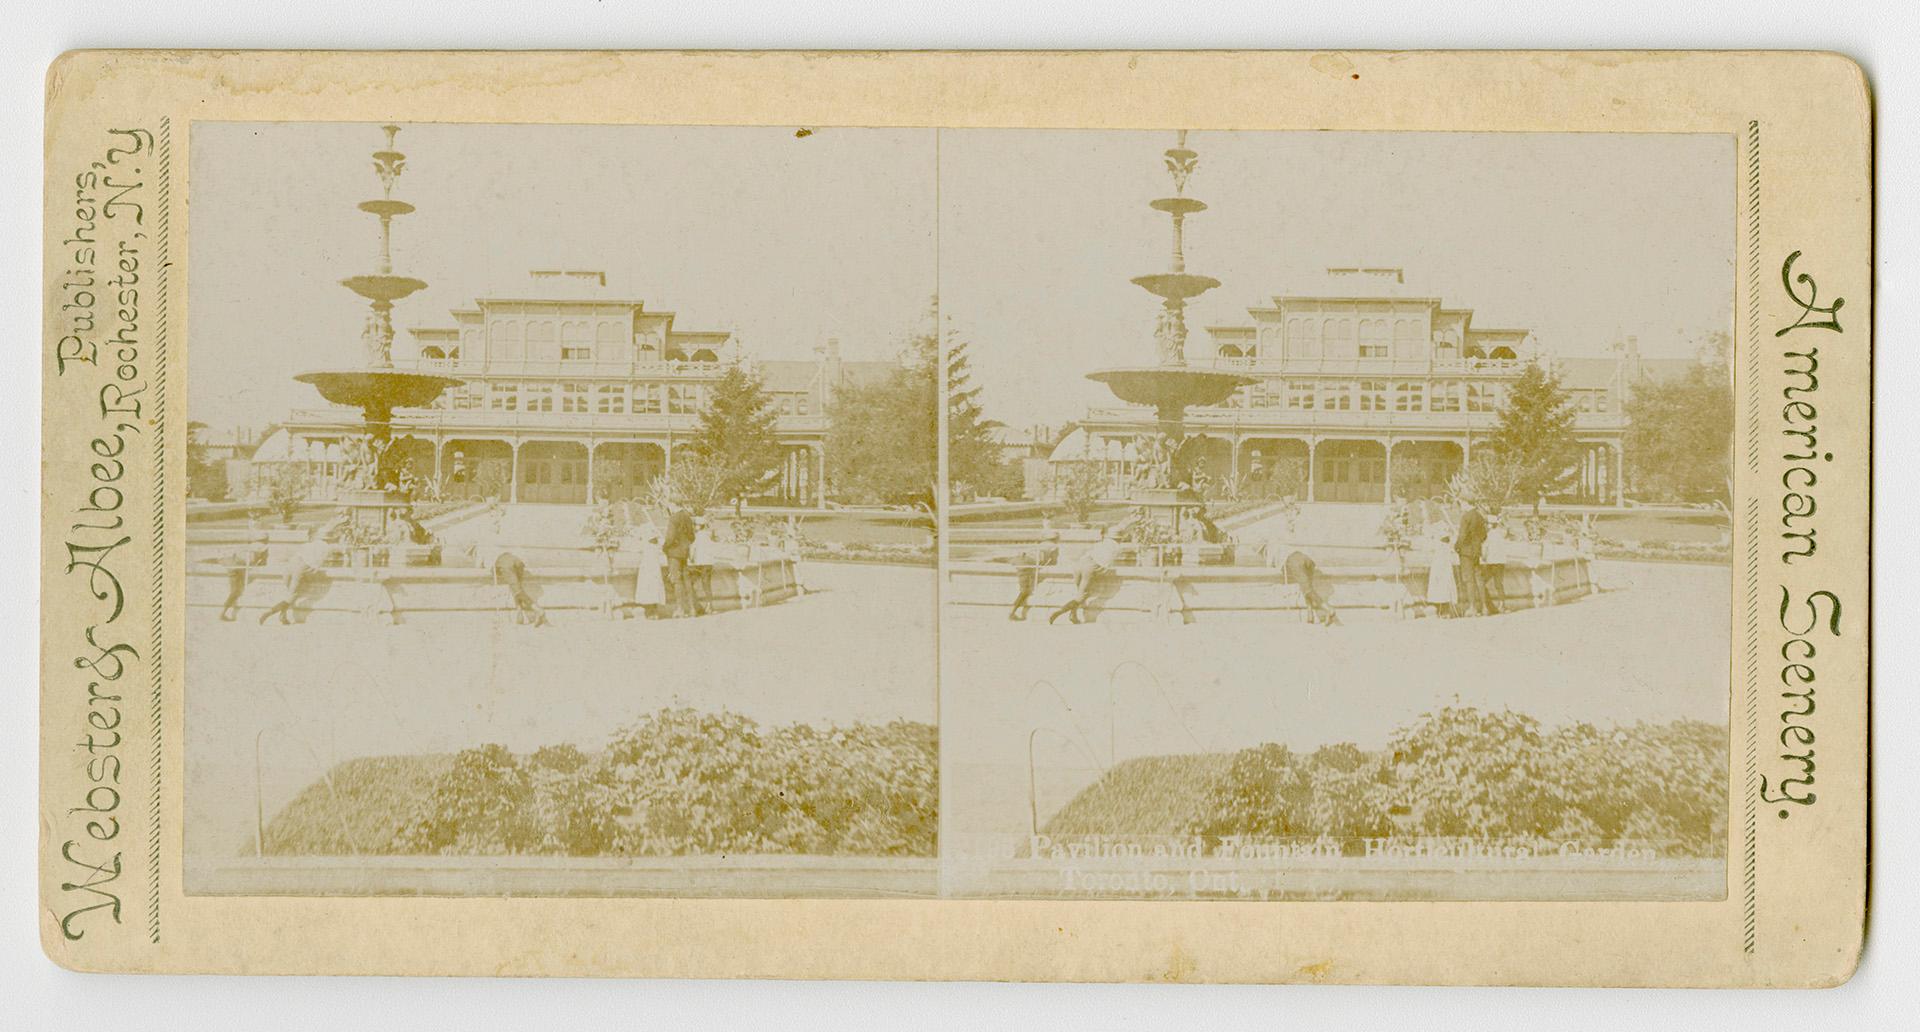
left=756, top=359, right=898, bottom=393
left=248, top=427, right=296, bottom=462
left=1048, top=427, right=1139, bottom=463
left=1555, top=355, right=1697, bottom=390
left=478, top=269, right=623, bottom=303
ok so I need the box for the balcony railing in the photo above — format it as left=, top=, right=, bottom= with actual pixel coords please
left=284, top=407, right=830, bottom=436
left=403, top=357, right=736, bottom=379
left=1082, top=404, right=1627, bottom=433
left=1203, top=355, right=1525, bottom=376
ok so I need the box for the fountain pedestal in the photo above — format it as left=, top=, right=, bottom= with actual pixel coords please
left=1119, top=486, right=1207, bottom=539
left=1083, top=132, right=1253, bottom=550
left=289, top=125, right=464, bottom=544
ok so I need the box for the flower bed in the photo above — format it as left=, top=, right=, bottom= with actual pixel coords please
left=1043, top=705, right=1727, bottom=858
left=1595, top=540, right=1732, bottom=564
left=802, top=541, right=935, bottom=566
left=262, top=709, right=937, bottom=858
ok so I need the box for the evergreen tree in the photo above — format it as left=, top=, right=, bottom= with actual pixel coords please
left=1623, top=334, right=1734, bottom=505
left=943, top=328, right=1013, bottom=502
left=1487, top=361, right=1582, bottom=512
left=826, top=321, right=937, bottom=508
left=689, top=363, right=785, bottom=514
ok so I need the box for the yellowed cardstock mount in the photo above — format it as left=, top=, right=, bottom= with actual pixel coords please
left=40, top=50, right=1869, bottom=984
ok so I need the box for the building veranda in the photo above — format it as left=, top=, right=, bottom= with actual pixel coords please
left=1052, top=267, right=1689, bottom=507
left=258, top=269, right=896, bottom=507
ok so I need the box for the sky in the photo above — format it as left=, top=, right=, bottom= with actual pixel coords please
left=189, top=125, right=1733, bottom=434
left=938, top=130, right=1737, bottom=429
left=188, top=123, right=939, bottom=431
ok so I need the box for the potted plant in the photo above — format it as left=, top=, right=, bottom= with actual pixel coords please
left=264, top=464, right=312, bottom=529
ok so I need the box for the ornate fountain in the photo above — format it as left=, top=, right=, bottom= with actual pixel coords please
left=1086, top=131, right=1255, bottom=537
left=294, top=125, right=462, bottom=538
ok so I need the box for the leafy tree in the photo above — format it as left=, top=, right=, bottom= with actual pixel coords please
left=1447, top=451, right=1530, bottom=513
left=648, top=451, right=728, bottom=515
left=186, top=421, right=229, bottom=501
left=826, top=301, right=1019, bottom=508
left=1623, top=335, right=1734, bottom=505
left=1486, top=362, right=1582, bottom=512
left=689, top=363, right=785, bottom=514
left=826, top=318, right=938, bottom=508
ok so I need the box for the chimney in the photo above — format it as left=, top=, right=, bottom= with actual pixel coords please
left=819, top=337, right=843, bottom=409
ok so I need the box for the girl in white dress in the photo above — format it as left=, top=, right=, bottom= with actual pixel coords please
left=629, top=527, right=667, bottom=618
left=1427, top=531, right=1459, bottom=618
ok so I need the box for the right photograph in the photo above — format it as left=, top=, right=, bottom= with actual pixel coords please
left=937, top=129, right=1734, bottom=900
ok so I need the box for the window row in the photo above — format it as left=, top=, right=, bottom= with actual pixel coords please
left=1228, top=380, right=1508, bottom=414
left=467, top=320, right=723, bottom=364
left=435, top=383, right=812, bottom=417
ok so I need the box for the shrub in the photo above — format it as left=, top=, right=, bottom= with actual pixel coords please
left=396, top=744, right=540, bottom=854
left=274, top=709, right=938, bottom=859
left=1043, top=705, right=1727, bottom=858
left=261, top=464, right=312, bottom=525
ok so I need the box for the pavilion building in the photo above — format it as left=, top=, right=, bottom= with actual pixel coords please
left=275, top=269, right=896, bottom=505
left=1058, top=267, right=1692, bottom=506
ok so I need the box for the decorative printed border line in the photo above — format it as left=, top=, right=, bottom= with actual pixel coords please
left=146, top=115, right=171, bottom=945
left=1740, top=118, right=1761, bottom=956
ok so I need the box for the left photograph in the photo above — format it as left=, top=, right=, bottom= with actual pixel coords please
left=182, top=123, right=940, bottom=896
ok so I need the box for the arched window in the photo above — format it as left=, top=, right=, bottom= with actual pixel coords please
left=526, top=320, right=558, bottom=361
left=1489, top=345, right=1517, bottom=360
left=1218, top=344, right=1244, bottom=359
left=1462, top=342, right=1487, bottom=360
left=1326, top=317, right=1357, bottom=358
left=419, top=345, right=446, bottom=361
left=689, top=348, right=720, bottom=363
left=1286, top=318, right=1316, bottom=359
left=1392, top=318, right=1420, bottom=359
left=560, top=320, right=593, bottom=361
left=493, top=320, right=524, bottom=361
left=1359, top=318, right=1390, bottom=358
left=596, top=321, right=625, bottom=363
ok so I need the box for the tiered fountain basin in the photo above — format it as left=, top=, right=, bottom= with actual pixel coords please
left=340, top=274, right=428, bottom=304
left=187, top=546, right=797, bottom=624
left=186, top=505, right=797, bottom=624
left=293, top=368, right=463, bottom=409
left=185, top=557, right=798, bottom=624
left=1085, top=366, right=1255, bottom=414
left=945, top=532, right=1593, bottom=624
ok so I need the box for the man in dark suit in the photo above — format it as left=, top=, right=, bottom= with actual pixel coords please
left=662, top=503, right=701, bottom=618
left=1454, top=501, right=1490, bottom=616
